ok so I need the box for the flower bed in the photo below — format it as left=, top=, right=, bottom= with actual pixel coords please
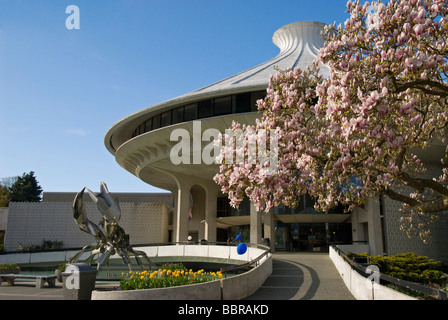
left=92, top=254, right=273, bottom=300
left=119, top=265, right=223, bottom=290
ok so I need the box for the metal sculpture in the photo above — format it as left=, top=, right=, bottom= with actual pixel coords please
left=70, top=182, right=151, bottom=273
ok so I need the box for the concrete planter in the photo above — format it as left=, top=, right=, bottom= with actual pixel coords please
left=92, top=254, right=273, bottom=300
left=55, top=269, right=63, bottom=282
left=92, top=279, right=222, bottom=300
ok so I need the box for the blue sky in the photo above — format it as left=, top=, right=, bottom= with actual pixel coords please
left=0, top=0, right=351, bottom=193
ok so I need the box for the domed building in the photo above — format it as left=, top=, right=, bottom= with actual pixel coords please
left=104, top=21, right=355, bottom=252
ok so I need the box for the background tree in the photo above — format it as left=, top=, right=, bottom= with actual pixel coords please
left=0, top=185, right=11, bottom=207
left=0, top=176, right=17, bottom=207
left=8, top=171, right=43, bottom=203
left=214, top=0, right=448, bottom=242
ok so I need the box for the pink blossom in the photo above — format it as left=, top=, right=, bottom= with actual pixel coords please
left=418, top=7, right=426, bottom=20
left=414, top=24, right=424, bottom=36
left=214, top=0, right=448, bottom=242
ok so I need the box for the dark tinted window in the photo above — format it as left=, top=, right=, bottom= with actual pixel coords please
left=251, top=91, right=266, bottom=111
left=214, top=96, right=232, bottom=115
left=160, top=110, right=172, bottom=127
left=172, top=107, right=184, bottom=124
left=198, top=100, right=213, bottom=119
left=145, top=119, right=152, bottom=132
left=184, top=103, right=198, bottom=121
left=235, top=92, right=251, bottom=113
left=152, top=114, right=161, bottom=130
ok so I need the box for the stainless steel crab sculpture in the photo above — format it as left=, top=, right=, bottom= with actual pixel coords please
left=69, top=182, right=151, bottom=273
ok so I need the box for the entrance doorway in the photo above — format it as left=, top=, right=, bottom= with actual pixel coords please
left=275, top=222, right=352, bottom=252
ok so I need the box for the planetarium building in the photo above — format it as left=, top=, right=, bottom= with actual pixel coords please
left=104, top=21, right=352, bottom=252
left=104, top=21, right=448, bottom=262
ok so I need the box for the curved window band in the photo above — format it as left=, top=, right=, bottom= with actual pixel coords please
left=132, top=91, right=265, bottom=138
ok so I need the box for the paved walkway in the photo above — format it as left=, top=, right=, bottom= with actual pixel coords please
left=245, top=252, right=355, bottom=300
left=0, top=252, right=354, bottom=300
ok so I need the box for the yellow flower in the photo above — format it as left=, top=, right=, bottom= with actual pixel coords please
left=140, top=276, right=144, bottom=280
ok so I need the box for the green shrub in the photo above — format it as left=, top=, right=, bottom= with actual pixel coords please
left=348, top=252, right=445, bottom=285
left=17, top=239, right=63, bottom=252
left=57, top=263, right=67, bottom=271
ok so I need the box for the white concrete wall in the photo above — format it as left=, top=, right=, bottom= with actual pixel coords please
left=3, top=201, right=169, bottom=252
left=329, top=246, right=416, bottom=300
left=0, top=244, right=269, bottom=266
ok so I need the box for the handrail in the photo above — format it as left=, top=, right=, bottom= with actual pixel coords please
left=0, top=241, right=231, bottom=255
left=332, top=245, right=448, bottom=300
left=0, top=242, right=270, bottom=266
left=220, top=243, right=271, bottom=275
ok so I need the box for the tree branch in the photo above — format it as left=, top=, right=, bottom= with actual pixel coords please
left=385, top=188, right=448, bottom=214
left=395, top=80, right=448, bottom=98
left=398, top=172, right=448, bottom=198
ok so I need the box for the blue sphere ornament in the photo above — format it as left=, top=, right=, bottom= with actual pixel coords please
left=237, top=243, right=247, bottom=255
left=236, top=235, right=241, bottom=240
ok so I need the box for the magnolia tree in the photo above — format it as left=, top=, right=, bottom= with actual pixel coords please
left=213, top=0, right=448, bottom=241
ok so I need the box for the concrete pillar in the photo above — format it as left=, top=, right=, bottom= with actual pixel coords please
left=263, top=209, right=275, bottom=252
left=62, top=263, right=96, bottom=300
left=174, top=183, right=191, bottom=242
left=204, top=185, right=219, bottom=242
left=351, top=197, right=384, bottom=256
left=368, top=198, right=384, bottom=256
left=250, top=202, right=262, bottom=244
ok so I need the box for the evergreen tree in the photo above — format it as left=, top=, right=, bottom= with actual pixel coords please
left=8, top=171, right=43, bottom=202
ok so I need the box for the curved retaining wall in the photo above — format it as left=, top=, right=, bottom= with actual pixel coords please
left=92, top=254, right=272, bottom=300
left=0, top=244, right=267, bottom=266
left=92, top=244, right=272, bottom=300
left=329, top=246, right=416, bottom=300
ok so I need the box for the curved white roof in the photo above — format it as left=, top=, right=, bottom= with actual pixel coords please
left=183, top=20, right=329, bottom=97
left=105, top=21, right=329, bottom=154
